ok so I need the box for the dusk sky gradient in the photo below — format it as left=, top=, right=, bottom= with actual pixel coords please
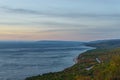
left=0, top=0, right=120, bottom=41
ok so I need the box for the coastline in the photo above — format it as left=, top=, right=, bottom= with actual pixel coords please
left=75, top=47, right=95, bottom=63
left=73, top=48, right=93, bottom=64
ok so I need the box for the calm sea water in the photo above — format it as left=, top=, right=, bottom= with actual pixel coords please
left=0, top=41, right=91, bottom=80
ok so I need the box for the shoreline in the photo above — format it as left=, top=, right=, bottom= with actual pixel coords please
left=73, top=49, right=91, bottom=64
left=74, top=47, right=95, bottom=63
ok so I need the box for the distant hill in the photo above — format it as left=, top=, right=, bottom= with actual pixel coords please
left=88, top=39, right=120, bottom=43
left=36, top=40, right=84, bottom=45
left=37, top=40, right=83, bottom=43
left=86, top=39, right=120, bottom=49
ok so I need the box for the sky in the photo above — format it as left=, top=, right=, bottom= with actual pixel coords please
left=0, top=0, right=120, bottom=41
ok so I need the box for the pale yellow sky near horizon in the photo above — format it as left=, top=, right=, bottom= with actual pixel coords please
left=0, top=26, right=89, bottom=41
left=0, top=26, right=73, bottom=41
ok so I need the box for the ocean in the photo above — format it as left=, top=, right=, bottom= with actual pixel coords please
left=0, top=41, right=91, bottom=80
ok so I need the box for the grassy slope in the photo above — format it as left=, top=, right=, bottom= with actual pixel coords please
left=25, top=40, right=120, bottom=80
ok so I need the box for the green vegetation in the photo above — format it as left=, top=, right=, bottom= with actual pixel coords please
left=93, top=55, right=120, bottom=80
left=25, top=40, right=120, bottom=80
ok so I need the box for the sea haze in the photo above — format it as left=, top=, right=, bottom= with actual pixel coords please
left=0, top=41, right=91, bottom=80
